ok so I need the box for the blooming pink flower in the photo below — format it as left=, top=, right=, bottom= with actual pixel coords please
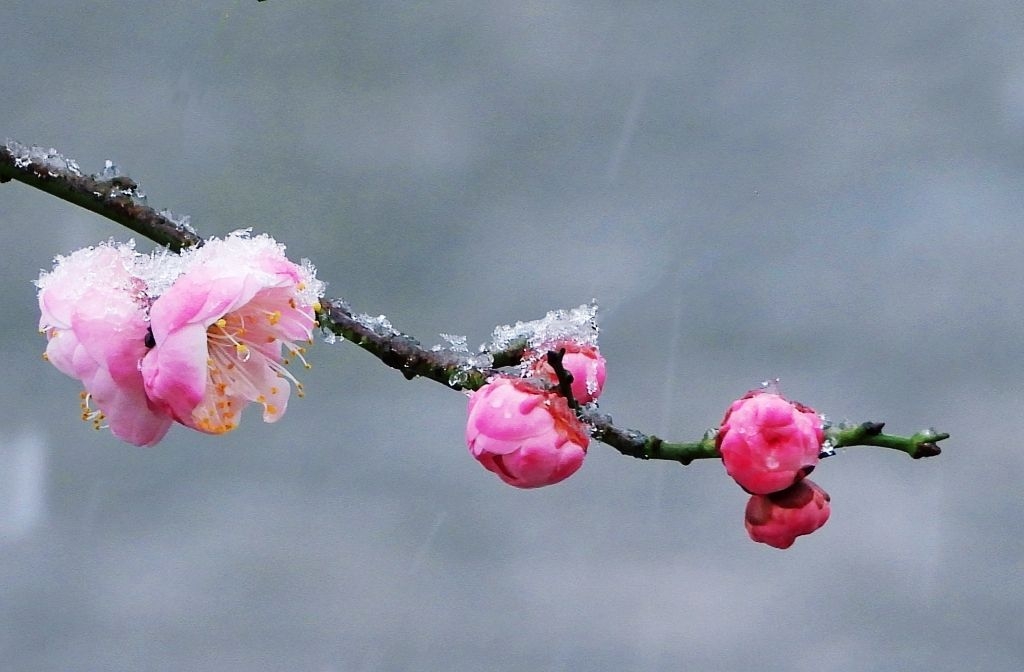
left=37, top=243, right=173, bottom=446
left=528, top=341, right=607, bottom=404
left=140, top=233, right=323, bottom=434
left=744, top=479, right=831, bottom=549
left=466, top=377, right=589, bottom=488
left=716, top=390, right=824, bottom=495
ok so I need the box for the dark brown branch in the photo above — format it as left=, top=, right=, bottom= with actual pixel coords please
left=318, top=298, right=521, bottom=392
left=0, top=142, right=201, bottom=252
left=545, top=348, right=580, bottom=410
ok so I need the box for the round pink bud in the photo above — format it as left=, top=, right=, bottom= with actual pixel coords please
left=744, top=479, right=831, bottom=549
left=528, top=341, right=607, bottom=404
left=466, top=377, right=589, bottom=488
left=716, top=390, right=824, bottom=495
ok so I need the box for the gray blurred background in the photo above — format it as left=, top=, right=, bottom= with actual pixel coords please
left=1, top=2, right=1021, bottom=670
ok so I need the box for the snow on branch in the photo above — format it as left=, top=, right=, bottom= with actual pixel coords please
left=1, top=141, right=201, bottom=251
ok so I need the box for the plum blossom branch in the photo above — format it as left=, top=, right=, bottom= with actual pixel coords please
left=5, top=138, right=950, bottom=465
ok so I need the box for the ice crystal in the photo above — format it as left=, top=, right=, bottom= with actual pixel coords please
left=580, top=407, right=612, bottom=433
left=448, top=370, right=470, bottom=387
left=101, top=159, right=120, bottom=179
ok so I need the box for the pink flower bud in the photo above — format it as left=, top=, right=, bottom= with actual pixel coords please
left=716, top=390, right=824, bottom=495
left=528, top=341, right=607, bottom=404
left=466, top=377, right=589, bottom=488
left=744, top=479, right=831, bottom=549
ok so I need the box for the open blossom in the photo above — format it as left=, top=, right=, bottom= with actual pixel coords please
left=528, top=341, right=607, bottom=404
left=744, top=479, right=831, bottom=549
left=36, top=243, right=173, bottom=446
left=466, top=377, right=589, bottom=488
left=141, top=233, right=323, bottom=434
left=717, top=390, right=824, bottom=495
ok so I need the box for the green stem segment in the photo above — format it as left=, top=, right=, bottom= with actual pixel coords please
left=826, top=422, right=946, bottom=459
left=580, top=409, right=719, bottom=464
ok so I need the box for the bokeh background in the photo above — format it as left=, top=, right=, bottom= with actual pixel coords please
left=1, top=2, right=1021, bottom=670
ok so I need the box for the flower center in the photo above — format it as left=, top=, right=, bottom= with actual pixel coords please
left=189, top=298, right=318, bottom=434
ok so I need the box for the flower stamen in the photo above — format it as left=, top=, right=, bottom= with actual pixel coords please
left=79, top=392, right=106, bottom=430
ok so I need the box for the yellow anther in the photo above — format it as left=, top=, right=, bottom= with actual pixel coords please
left=216, top=318, right=228, bottom=329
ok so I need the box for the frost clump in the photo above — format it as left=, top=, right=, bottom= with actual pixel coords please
left=433, top=333, right=494, bottom=386
left=488, top=301, right=599, bottom=352
left=355, top=313, right=398, bottom=337
left=132, top=245, right=190, bottom=299
left=438, top=333, right=469, bottom=353
left=5, top=140, right=83, bottom=176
